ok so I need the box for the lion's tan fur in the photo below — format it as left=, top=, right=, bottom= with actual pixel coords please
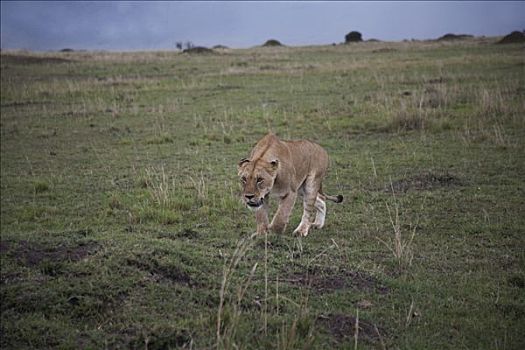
left=238, top=133, right=342, bottom=236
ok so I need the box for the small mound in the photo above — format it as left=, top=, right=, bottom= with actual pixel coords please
left=262, top=39, right=283, bottom=47
left=498, top=31, right=525, bottom=44
left=212, top=45, right=228, bottom=50
left=182, top=46, right=214, bottom=54
left=437, top=33, right=473, bottom=41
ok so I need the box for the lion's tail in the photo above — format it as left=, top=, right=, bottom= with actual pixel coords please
left=319, top=188, right=343, bottom=203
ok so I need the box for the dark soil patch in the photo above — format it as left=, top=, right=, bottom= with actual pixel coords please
left=126, top=257, right=195, bottom=286
left=156, top=228, right=200, bottom=240
left=385, top=171, right=462, bottom=193
left=1, top=54, right=73, bottom=65
left=427, top=77, right=449, bottom=84
left=498, top=31, right=525, bottom=44
left=182, top=46, right=214, bottom=54
left=284, top=267, right=389, bottom=294
left=123, top=327, right=192, bottom=349
left=317, top=313, right=384, bottom=343
left=177, top=228, right=200, bottom=239
left=0, top=241, right=11, bottom=254
left=1, top=100, right=50, bottom=108
left=5, top=240, right=98, bottom=266
left=508, top=275, right=525, bottom=288
left=437, top=33, right=473, bottom=41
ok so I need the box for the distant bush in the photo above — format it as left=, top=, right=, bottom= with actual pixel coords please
left=213, top=45, right=229, bottom=49
left=437, top=33, right=473, bottom=41
left=498, top=31, right=525, bottom=44
left=345, top=31, right=363, bottom=43
left=262, top=39, right=283, bottom=47
left=60, top=48, right=74, bottom=52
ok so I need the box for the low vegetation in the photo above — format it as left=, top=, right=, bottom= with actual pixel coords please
left=1, top=36, right=524, bottom=349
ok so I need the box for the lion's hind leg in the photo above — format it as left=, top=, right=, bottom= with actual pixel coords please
left=293, top=177, right=320, bottom=237
left=312, top=194, right=326, bottom=229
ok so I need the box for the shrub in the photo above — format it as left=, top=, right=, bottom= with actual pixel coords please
left=345, top=31, right=362, bottom=43
left=262, top=39, right=283, bottom=47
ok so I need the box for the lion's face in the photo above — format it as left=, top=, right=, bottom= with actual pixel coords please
left=238, top=158, right=279, bottom=210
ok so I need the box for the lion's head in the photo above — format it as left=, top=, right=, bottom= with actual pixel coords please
left=237, top=158, right=279, bottom=210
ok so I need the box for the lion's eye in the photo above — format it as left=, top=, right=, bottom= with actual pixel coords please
left=256, top=177, right=264, bottom=185
left=241, top=176, right=247, bottom=184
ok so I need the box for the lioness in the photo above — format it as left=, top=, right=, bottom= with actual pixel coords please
left=238, top=133, right=343, bottom=236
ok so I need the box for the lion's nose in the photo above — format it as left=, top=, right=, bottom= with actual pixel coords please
left=245, top=194, right=255, bottom=200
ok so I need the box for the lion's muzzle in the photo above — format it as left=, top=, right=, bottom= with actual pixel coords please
left=244, top=194, right=264, bottom=210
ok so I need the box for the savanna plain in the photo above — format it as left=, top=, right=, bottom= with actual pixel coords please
left=1, top=38, right=524, bottom=349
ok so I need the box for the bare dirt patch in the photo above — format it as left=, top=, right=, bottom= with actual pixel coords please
left=121, top=327, right=192, bottom=349
left=317, top=313, right=385, bottom=344
left=0, top=241, right=11, bottom=254
left=126, top=256, right=195, bottom=286
left=3, top=240, right=98, bottom=266
left=385, top=171, right=462, bottom=193
left=284, top=267, right=389, bottom=294
left=156, top=228, right=200, bottom=240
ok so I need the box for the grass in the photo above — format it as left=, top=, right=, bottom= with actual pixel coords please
left=1, top=37, right=524, bottom=349
left=376, top=187, right=419, bottom=270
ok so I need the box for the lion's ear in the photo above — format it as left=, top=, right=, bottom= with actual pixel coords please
left=270, top=159, right=279, bottom=170
left=238, top=158, right=250, bottom=168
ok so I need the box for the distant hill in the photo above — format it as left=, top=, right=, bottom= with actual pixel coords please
left=498, top=31, right=525, bottom=44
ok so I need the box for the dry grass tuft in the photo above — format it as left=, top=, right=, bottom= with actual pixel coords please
left=376, top=184, right=420, bottom=270
left=216, top=232, right=258, bottom=349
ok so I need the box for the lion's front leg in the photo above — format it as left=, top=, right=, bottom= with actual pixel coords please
left=269, top=192, right=297, bottom=234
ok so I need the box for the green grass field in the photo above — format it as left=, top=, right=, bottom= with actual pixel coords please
left=1, top=38, right=524, bottom=349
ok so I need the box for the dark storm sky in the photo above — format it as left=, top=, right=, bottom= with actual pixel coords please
left=1, top=1, right=524, bottom=51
